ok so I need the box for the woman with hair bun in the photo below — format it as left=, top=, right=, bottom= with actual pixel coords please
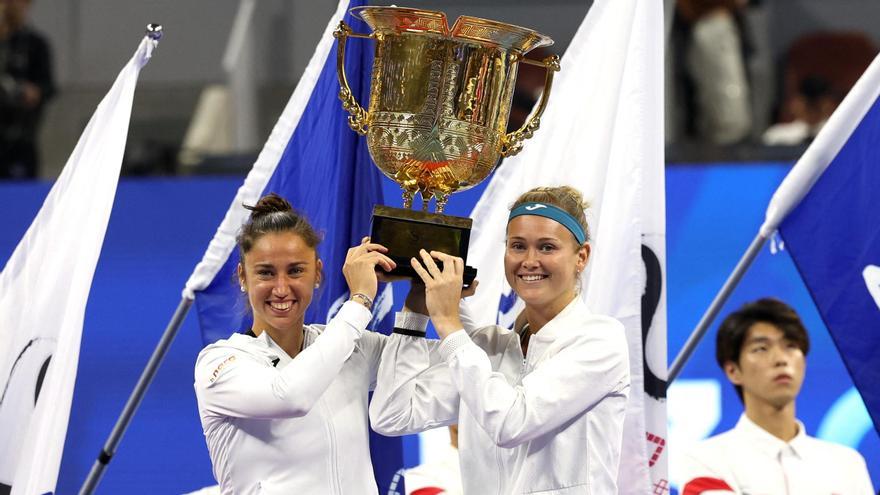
left=193, top=193, right=402, bottom=494
left=370, top=185, right=631, bottom=494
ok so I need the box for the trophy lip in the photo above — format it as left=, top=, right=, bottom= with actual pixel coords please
left=451, top=15, right=554, bottom=51
left=350, top=5, right=554, bottom=52
left=350, top=5, right=450, bottom=35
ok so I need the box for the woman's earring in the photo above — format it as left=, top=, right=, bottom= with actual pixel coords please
left=315, top=282, right=321, bottom=290
left=240, top=286, right=246, bottom=293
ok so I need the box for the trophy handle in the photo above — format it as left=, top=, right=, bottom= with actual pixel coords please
left=500, top=54, right=561, bottom=157
left=333, top=21, right=371, bottom=135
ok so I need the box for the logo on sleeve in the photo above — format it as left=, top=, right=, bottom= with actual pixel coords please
left=209, top=355, right=236, bottom=383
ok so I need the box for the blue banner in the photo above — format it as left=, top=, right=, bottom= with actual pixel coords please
left=779, top=96, right=880, bottom=434
left=194, top=4, right=389, bottom=344
left=190, top=2, right=405, bottom=489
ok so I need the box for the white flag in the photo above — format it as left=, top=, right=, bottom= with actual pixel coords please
left=464, top=0, right=668, bottom=492
left=0, top=36, right=156, bottom=495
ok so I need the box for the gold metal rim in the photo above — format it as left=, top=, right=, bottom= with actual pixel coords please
left=451, top=15, right=553, bottom=51
left=349, top=5, right=553, bottom=52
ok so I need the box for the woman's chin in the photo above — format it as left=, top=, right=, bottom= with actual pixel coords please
left=515, top=289, right=549, bottom=308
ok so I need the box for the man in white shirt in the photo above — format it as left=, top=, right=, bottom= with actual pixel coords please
left=679, top=298, right=875, bottom=495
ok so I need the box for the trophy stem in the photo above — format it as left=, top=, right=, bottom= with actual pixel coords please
left=421, top=196, right=431, bottom=212
left=402, top=191, right=414, bottom=209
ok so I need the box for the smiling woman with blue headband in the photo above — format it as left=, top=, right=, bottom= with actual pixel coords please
left=370, top=185, right=631, bottom=494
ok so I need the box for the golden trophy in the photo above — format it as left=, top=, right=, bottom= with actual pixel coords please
left=334, top=6, right=559, bottom=283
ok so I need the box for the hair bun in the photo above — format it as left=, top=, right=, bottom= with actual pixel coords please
left=237, top=193, right=322, bottom=255
left=245, top=192, right=293, bottom=219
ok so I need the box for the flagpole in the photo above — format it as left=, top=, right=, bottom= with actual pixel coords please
left=79, top=296, right=192, bottom=495
left=668, top=232, right=768, bottom=383
left=79, top=25, right=169, bottom=495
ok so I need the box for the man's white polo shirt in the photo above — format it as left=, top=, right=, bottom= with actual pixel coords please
left=680, top=413, right=874, bottom=495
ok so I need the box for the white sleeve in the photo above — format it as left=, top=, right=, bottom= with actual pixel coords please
left=848, top=450, right=875, bottom=495
left=194, top=301, right=370, bottom=419
left=358, top=330, right=388, bottom=391
left=438, top=322, right=629, bottom=448
left=458, top=297, right=479, bottom=333
left=369, top=332, right=460, bottom=436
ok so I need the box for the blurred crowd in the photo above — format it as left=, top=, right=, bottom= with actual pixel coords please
left=670, top=0, right=877, bottom=147
left=2, top=0, right=880, bottom=179
left=0, top=0, right=53, bottom=179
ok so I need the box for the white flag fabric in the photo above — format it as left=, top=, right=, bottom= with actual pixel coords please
left=0, top=36, right=156, bottom=495
left=464, top=0, right=668, bottom=492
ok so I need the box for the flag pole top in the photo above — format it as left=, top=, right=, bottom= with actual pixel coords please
left=146, top=23, right=163, bottom=41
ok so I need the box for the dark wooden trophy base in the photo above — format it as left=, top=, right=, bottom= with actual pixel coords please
left=370, top=205, right=478, bottom=287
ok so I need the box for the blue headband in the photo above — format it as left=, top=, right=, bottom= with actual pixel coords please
left=508, top=202, right=587, bottom=245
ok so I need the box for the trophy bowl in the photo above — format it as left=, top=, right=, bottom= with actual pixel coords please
left=334, top=6, right=559, bottom=283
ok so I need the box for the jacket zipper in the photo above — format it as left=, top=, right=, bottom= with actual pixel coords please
left=321, top=398, right=341, bottom=494
left=501, top=347, right=529, bottom=494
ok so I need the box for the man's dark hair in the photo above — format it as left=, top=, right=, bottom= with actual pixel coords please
left=715, top=298, right=810, bottom=401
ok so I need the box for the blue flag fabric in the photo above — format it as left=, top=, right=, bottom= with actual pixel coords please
left=779, top=96, right=880, bottom=433
left=187, top=0, right=405, bottom=489
left=193, top=4, right=391, bottom=344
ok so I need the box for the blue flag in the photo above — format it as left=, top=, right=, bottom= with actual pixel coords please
left=183, top=0, right=403, bottom=488
left=779, top=99, right=880, bottom=432
left=764, top=55, right=880, bottom=433
left=186, top=0, right=391, bottom=343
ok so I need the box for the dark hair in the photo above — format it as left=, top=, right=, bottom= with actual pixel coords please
left=237, top=193, right=322, bottom=260
left=510, top=185, right=591, bottom=244
left=715, top=298, right=810, bottom=401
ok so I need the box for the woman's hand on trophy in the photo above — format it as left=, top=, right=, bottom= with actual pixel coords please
left=343, top=237, right=396, bottom=303
left=410, top=249, right=464, bottom=339
left=405, top=272, right=475, bottom=316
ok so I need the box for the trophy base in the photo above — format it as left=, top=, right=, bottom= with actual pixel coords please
left=370, top=205, right=478, bottom=286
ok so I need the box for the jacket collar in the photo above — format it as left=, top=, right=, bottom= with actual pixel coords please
left=735, top=412, right=809, bottom=460
left=225, top=331, right=284, bottom=366
left=530, top=296, right=590, bottom=342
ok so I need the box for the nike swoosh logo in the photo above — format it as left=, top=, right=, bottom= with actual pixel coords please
left=864, top=264, right=880, bottom=311
left=525, top=204, right=547, bottom=211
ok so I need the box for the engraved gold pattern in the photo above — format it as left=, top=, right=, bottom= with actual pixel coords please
left=336, top=7, right=559, bottom=212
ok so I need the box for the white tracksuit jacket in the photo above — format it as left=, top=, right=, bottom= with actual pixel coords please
left=194, top=301, right=383, bottom=495
left=370, top=297, right=631, bottom=494
left=679, top=413, right=874, bottom=495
